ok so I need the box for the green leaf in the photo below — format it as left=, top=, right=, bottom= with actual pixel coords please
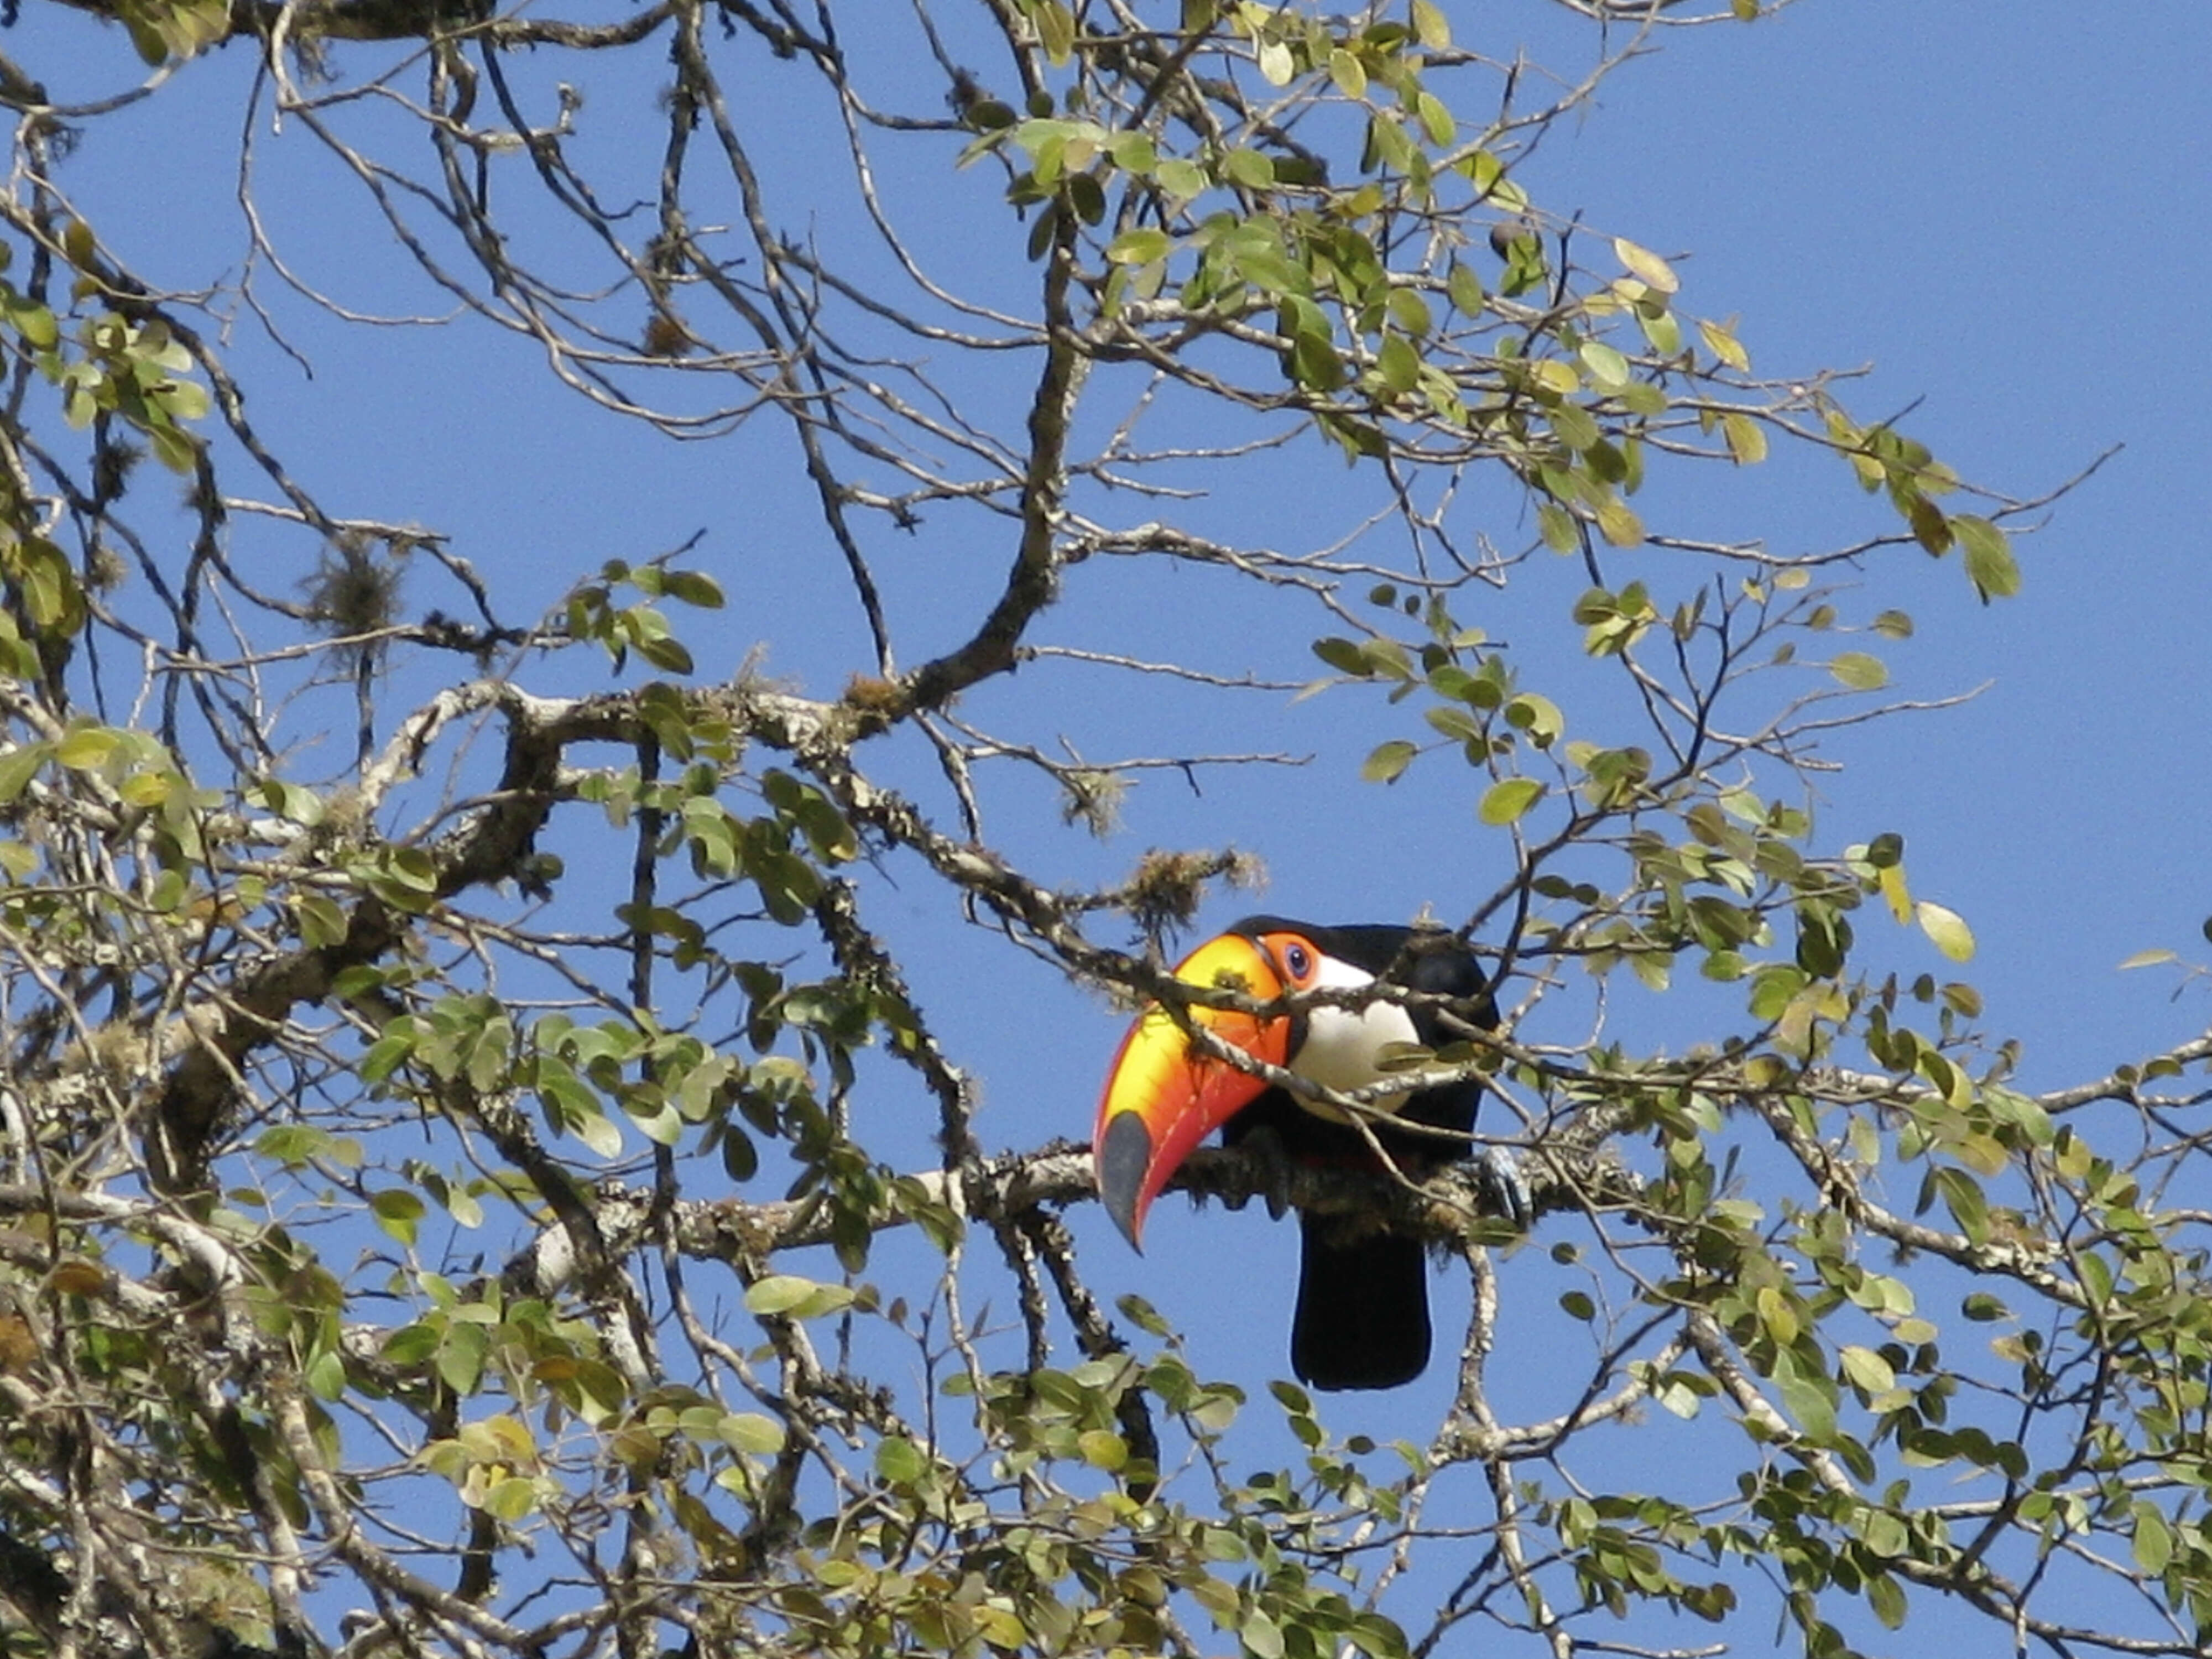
left=483, top=1477, right=540, bottom=1522
left=1775, top=1361, right=1838, bottom=1443
left=2133, top=1503, right=2174, bottom=1575
left=1578, top=340, right=1630, bottom=389
left=371, top=1187, right=426, bottom=1246
left=1376, top=332, right=1420, bottom=394
left=1547, top=401, right=1599, bottom=453
left=1033, top=1, right=1075, bottom=65
left=1953, top=514, right=2021, bottom=601
left=1503, top=692, right=1563, bottom=748
left=0, top=742, right=49, bottom=804
left=436, top=1322, right=487, bottom=1395
left=1478, top=778, right=1545, bottom=825
left=1447, top=261, right=1485, bottom=319
left=721, top=1412, right=786, bottom=1454
left=1312, top=636, right=1372, bottom=677
left=1722, top=412, right=1767, bottom=465
left=1156, top=158, right=1207, bottom=200
left=1916, top=901, right=1975, bottom=962
left=1386, top=288, right=1433, bottom=337
left=572, top=1098, right=625, bottom=1159
left=1636, top=304, right=1681, bottom=356
left=1361, top=740, right=1418, bottom=784
left=745, top=1274, right=857, bottom=1319
left=1699, top=316, right=1750, bottom=372
left=1594, top=496, right=1643, bottom=549
left=1105, top=131, right=1156, bottom=174
left=1424, top=704, right=1480, bottom=742
left=1867, top=1572, right=1908, bottom=1630
left=1839, top=1344, right=1896, bottom=1395
left=1828, top=651, right=1887, bottom=690
left=1907, top=493, right=1953, bottom=555
left=875, top=1436, right=927, bottom=1484
left=1106, top=228, right=1172, bottom=265
left=1222, top=148, right=1275, bottom=190
left=1078, top=1428, right=1128, bottom=1470
left=1410, top=0, right=1451, bottom=49
left=1414, top=90, right=1454, bottom=147
left=1241, top=1609, right=1286, bottom=1659
left=54, top=726, right=121, bottom=771
left=662, top=569, right=725, bottom=609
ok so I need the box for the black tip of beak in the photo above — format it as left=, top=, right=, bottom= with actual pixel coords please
left=1097, top=1111, right=1155, bottom=1253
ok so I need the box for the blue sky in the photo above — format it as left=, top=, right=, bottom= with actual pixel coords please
left=15, top=0, right=2212, bottom=1649
left=1547, top=6, right=2212, bottom=1078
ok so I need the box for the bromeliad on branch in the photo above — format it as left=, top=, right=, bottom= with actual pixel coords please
left=1094, top=916, right=1527, bottom=1391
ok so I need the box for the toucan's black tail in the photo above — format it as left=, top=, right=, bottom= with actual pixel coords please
left=1291, top=1220, right=1431, bottom=1391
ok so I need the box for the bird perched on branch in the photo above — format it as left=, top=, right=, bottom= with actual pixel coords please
left=1094, top=915, right=1526, bottom=1391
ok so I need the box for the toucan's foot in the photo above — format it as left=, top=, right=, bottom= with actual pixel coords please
left=1475, top=1146, right=1532, bottom=1232
left=1223, top=1124, right=1293, bottom=1221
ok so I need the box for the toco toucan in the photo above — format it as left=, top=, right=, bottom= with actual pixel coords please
left=1094, top=915, right=1520, bottom=1391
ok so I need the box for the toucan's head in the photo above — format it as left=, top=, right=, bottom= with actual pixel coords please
left=1092, top=920, right=1333, bottom=1250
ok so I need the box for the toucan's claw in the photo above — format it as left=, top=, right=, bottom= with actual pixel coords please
left=1475, top=1146, right=1532, bottom=1232
left=1233, top=1124, right=1293, bottom=1221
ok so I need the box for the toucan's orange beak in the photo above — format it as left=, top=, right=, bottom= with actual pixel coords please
left=1094, top=933, right=1290, bottom=1250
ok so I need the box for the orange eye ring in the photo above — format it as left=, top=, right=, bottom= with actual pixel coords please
left=1262, top=932, right=1321, bottom=989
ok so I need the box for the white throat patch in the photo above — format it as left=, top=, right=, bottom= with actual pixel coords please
left=1286, top=954, right=1421, bottom=1122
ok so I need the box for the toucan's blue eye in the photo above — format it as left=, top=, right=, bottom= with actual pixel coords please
left=1283, top=942, right=1312, bottom=980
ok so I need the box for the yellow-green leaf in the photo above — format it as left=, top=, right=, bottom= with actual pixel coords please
left=1876, top=862, right=1911, bottom=925
left=1410, top=0, right=1450, bottom=49
left=1839, top=1344, right=1895, bottom=1396
left=482, top=1476, right=540, bottom=1523
left=1078, top=1428, right=1128, bottom=1471
left=1916, top=901, right=1975, bottom=963
left=1447, top=261, right=1484, bottom=318
left=1756, top=1285, right=1798, bottom=1345
left=1528, top=358, right=1579, bottom=397
left=1953, top=514, right=2021, bottom=601
left=1722, top=412, right=1767, bottom=465
left=1478, top=778, right=1545, bottom=826
left=55, top=726, right=123, bottom=771
left=744, top=1274, right=826, bottom=1316
left=1578, top=339, right=1630, bottom=389
left=1034, top=1, right=1075, bottom=65
left=1612, top=237, right=1678, bottom=295
left=721, top=1412, right=787, bottom=1455
left=1106, top=227, right=1172, bottom=265
left=1698, top=316, right=1750, bottom=372
left=1828, top=651, right=1887, bottom=690
left=1362, top=739, right=1418, bottom=784
left=1594, top=496, right=1643, bottom=549
left=1222, top=148, right=1275, bottom=190
left=2133, top=1503, right=2174, bottom=1576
